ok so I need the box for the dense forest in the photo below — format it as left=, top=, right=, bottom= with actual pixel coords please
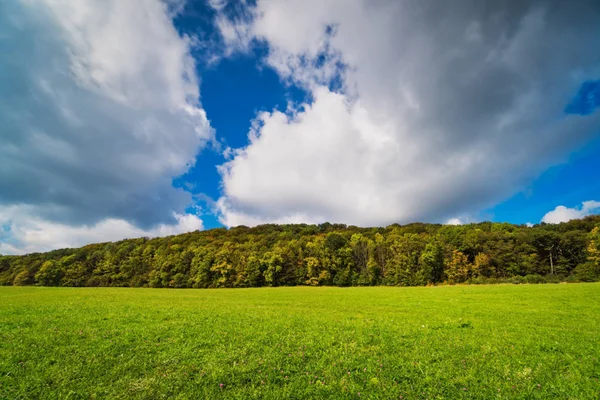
left=2, top=216, right=600, bottom=288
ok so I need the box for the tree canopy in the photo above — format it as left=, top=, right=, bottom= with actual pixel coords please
left=2, top=216, right=600, bottom=288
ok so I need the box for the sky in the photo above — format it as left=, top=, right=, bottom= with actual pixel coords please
left=1, top=0, right=600, bottom=254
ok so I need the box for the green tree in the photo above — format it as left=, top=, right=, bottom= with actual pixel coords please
left=35, top=261, right=63, bottom=286
left=473, top=253, right=493, bottom=278
left=13, top=270, right=30, bottom=286
left=262, top=250, right=284, bottom=286
left=419, top=242, right=445, bottom=283
left=575, top=226, right=600, bottom=281
left=190, top=249, right=213, bottom=288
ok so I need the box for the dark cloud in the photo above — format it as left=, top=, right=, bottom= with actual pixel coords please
left=0, top=0, right=212, bottom=230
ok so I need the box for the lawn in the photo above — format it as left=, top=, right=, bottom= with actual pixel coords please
left=1, top=284, right=599, bottom=399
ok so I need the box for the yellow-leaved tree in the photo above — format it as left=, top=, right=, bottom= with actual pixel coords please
left=446, top=250, right=471, bottom=284
left=589, top=227, right=600, bottom=266
left=573, top=226, right=600, bottom=281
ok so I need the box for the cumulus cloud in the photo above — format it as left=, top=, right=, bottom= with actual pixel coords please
left=446, top=218, right=464, bottom=226
left=0, top=0, right=212, bottom=252
left=541, top=201, right=600, bottom=224
left=213, top=0, right=600, bottom=227
left=0, top=206, right=203, bottom=255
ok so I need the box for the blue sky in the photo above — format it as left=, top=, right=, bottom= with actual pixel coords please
left=489, top=82, right=600, bottom=224
left=173, top=44, right=308, bottom=229
left=0, top=0, right=599, bottom=253
left=488, top=137, right=600, bottom=224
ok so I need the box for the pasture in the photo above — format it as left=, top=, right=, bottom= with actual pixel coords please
left=1, top=284, right=599, bottom=399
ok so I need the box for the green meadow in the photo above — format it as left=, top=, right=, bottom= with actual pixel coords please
left=1, top=284, right=599, bottom=399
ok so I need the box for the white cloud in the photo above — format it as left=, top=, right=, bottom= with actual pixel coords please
left=214, top=0, right=600, bottom=227
left=446, top=218, right=464, bottom=226
left=541, top=201, right=600, bottom=224
left=0, top=0, right=212, bottom=252
left=214, top=11, right=254, bottom=56
left=0, top=205, right=203, bottom=255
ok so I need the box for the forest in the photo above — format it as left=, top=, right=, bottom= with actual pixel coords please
left=1, top=216, right=600, bottom=288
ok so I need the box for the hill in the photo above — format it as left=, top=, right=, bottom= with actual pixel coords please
left=1, top=216, right=600, bottom=287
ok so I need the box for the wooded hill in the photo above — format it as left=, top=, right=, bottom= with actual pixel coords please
left=2, top=216, right=600, bottom=287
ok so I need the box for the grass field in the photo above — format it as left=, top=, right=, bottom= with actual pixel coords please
left=1, top=285, right=599, bottom=399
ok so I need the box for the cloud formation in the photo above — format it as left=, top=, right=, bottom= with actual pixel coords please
left=541, top=200, right=600, bottom=224
left=0, top=0, right=212, bottom=253
left=0, top=206, right=203, bottom=255
left=214, top=0, right=600, bottom=227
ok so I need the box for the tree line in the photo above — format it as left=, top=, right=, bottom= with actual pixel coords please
left=1, top=216, right=600, bottom=288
